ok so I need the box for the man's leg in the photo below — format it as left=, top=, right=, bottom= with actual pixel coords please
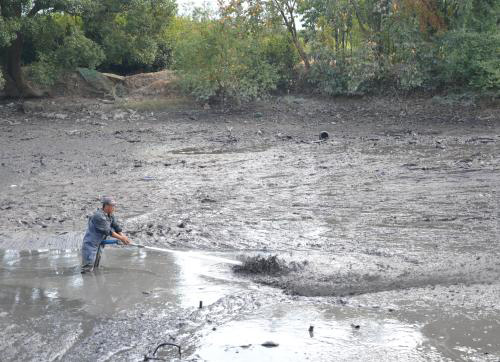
left=81, top=242, right=98, bottom=274
left=93, top=244, right=103, bottom=269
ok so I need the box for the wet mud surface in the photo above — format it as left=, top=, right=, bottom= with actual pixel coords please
left=1, top=249, right=499, bottom=361
left=0, top=248, right=249, bottom=360
left=0, top=95, right=499, bottom=360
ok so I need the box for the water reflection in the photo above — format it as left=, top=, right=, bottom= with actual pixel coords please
left=0, top=247, right=249, bottom=361
left=0, top=248, right=244, bottom=317
left=196, top=303, right=432, bottom=362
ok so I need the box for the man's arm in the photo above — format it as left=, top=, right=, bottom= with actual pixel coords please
left=110, top=216, right=131, bottom=245
left=111, top=216, right=123, bottom=233
left=112, top=231, right=131, bottom=245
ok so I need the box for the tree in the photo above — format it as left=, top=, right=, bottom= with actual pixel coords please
left=270, top=0, right=311, bottom=70
left=0, top=0, right=176, bottom=96
left=301, top=0, right=356, bottom=56
left=0, top=15, right=19, bottom=90
left=172, top=8, right=279, bottom=105
left=0, top=0, right=81, bottom=96
left=219, top=0, right=310, bottom=71
left=82, top=0, right=176, bottom=73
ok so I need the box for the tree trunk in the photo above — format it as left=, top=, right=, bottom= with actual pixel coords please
left=274, top=0, right=310, bottom=72
left=4, top=33, right=42, bottom=98
left=293, top=37, right=310, bottom=71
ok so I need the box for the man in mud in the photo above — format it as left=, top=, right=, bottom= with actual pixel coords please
left=81, top=196, right=131, bottom=273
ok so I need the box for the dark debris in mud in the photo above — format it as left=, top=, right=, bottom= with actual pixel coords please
left=233, top=254, right=306, bottom=275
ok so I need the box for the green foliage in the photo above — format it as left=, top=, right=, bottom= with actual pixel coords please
left=436, top=30, right=500, bottom=92
left=173, top=19, right=279, bottom=105
left=0, top=17, right=20, bottom=47
left=346, top=42, right=380, bottom=93
left=306, top=39, right=384, bottom=95
left=1, top=0, right=174, bottom=92
left=29, top=55, right=60, bottom=86
left=301, top=0, right=499, bottom=95
left=263, top=33, right=299, bottom=91
left=306, top=43, right=348, bottom=95
left=1, top=0, right=498, bottom=97
left=21, top=12, right=82, bottom=63
left=0, top=10, right=22, bottom=90
left=83, top=0, right=176, bottom=73
left=29, top=26, right=104, bottom=86
left=1, top=1, right=104, bottom=93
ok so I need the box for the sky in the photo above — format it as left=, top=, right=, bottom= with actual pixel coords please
left=175, top=0, right=304, bottom=29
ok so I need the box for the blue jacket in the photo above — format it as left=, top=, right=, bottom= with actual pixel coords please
left=81, top=209, right=122, bottom=264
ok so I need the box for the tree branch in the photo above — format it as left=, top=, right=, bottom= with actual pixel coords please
left=28, top=1, right=43, bottom=17
left=350, top=0, right=369, bottom=36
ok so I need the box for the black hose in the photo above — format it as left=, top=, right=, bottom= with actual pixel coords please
left=143, top=342, right=182, bottom=360
left=153, top=342, right=181, bottom=357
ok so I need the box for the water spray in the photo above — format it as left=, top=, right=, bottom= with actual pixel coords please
left=101, top=239, right=242, bottom=266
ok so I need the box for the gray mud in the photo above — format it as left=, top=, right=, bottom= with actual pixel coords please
left=1, top=248, right=499, bottom=361
left=0, top=96, right=499, bottom=360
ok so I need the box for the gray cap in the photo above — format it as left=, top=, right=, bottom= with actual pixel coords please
left=101, top=195, right=116, bottom=205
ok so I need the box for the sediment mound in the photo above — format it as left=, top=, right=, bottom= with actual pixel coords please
left=233, top=255, right=306, bottom=275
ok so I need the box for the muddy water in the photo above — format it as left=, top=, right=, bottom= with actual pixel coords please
left=0, top=248, right=250, bottom=361
left=193, top=294, right=500, bottom=362
left=195, top=302, right=437, bottom=361
left=1, top=248, right=499, bottom=361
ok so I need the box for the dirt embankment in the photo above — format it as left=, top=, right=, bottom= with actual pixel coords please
left=7, top=68, right=179, bottom=100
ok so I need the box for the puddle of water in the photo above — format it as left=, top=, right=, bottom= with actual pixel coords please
left=0, top=248, right=245, bottom=316
left=422, top=314, right=500, bottom=361
left=0, top=247, right=252, bottom=361
left=194, top=302, right=441, bottom=362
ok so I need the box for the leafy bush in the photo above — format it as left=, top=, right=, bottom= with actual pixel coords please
left=263, top=34, right=299, bottom=91
left=100, top=27, right=159, bottom=71
left=16, top=13, right=104, bottom=86
left=173, top=20, right=279, bottom=105
left=381, top=16, right=433, bottom=92
left=29, top=29, right=104, bottom=86
left=29, top=55, right=60, bottom=86
left=306, top=41, right=381, bottom=95
left=346, top=42, right=381, bottom=93
left=306, top=43, right=348, bottom=95
left=84, top=0, right=176, bottom=74
left=436, top=30, right=500, bottom=92
left=57, top=31, right=104, bottom=69
left=0, top=17, right=19, bottom=48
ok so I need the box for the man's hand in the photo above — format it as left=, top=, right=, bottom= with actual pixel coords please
left=120, top=235, right=131, bottom=245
